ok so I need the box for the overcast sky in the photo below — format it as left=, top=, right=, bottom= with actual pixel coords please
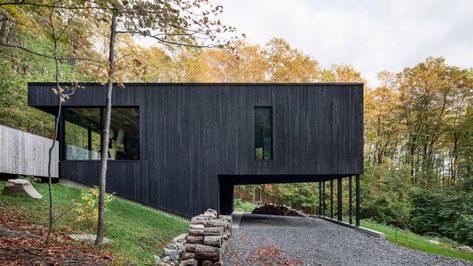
left=214, top=0, right=473, bottom=86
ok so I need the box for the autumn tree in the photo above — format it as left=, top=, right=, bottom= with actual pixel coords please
left=264, top=38, right=319, bottom=82
left=0, top=0, right=99, bottom=243
left=77, top=0, right=240, bottom=245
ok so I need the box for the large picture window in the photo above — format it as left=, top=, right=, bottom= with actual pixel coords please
left=64, top=107, right=140, bottom=160
left=65, top=108, right=101, bottom=160
left=255, top=106, right=273, bottom=160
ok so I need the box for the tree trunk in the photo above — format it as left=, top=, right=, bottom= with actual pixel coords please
left=45, top=16, right=61, bottom=244
left=95, top=12, right=117, bottom=246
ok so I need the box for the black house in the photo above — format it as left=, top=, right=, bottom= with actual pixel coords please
left=28, top=83, right=364, bottom=220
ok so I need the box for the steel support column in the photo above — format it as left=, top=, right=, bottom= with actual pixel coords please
left=318, top=181, right=322, bottom=215
left=349, top=175, right=353, bottom=224
left=337, top=176, right=342, bottom=221
left=356, top=174, right=360, bottom=226
left=330, top=179, right=333, bottom=219
left=322, top=181, right=326, bottom=216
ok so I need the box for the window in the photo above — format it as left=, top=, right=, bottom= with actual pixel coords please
left=64, top=107, right=140, bottom=160
left=255, top=107, right=273, bottom=160
left=108, top=107, right=140, bottom=160
left=65, top=108, right=101, bottom=160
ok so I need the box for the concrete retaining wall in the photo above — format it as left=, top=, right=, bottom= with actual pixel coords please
left=0, top=125, right=58, bottom=177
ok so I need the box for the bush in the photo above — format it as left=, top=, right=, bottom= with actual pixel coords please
left=454, top=214, right=473, bottom=246
left=234, top=198, right=257, bottom=213
left=72, top=187, right=114, bottom=228
left=410, top=189, right=473, bottom=245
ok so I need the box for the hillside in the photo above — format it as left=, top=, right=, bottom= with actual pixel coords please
left=0, top=180, right=189, bottom=264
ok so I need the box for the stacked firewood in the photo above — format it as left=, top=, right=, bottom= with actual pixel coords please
left=180, top=209, right=232, bottom=266
left=252, top=203, right=307, bottom=217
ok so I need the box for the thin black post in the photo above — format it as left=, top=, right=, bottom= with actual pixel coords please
left=330, top=179, right=333, bottom=219
left=356, top=174, right=360, bottom=226
left=337, top=176, right=342, bottom=221
left=88, top=126, right=92, bottom=160
left=322, top=181, right=325, bottom=216
left=318, top=181, right=322, bottom=215
left=349, top=175, right=353, bottom=224
left=59, top=108, right=65, bottom=161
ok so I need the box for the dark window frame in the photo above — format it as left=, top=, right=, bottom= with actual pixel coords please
left=254, top=106, right=273, bottom=161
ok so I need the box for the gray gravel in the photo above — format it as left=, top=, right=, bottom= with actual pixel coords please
left=223, top=213, right=473, bottom=266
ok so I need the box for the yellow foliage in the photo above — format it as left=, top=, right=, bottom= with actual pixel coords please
left=72, top=187, right=115, bottom=228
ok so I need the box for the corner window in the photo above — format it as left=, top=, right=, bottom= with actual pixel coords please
left=65, top=108, right=101, bottom=160
left=64, top=107, right=140, bottom=160
left=255, top=106, right=273, bottom=160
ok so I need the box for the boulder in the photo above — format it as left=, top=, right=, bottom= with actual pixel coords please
left=164, top=247, right=182, bottom=261
left=154, top=255, right=162, bottom=265
left=3, top=179, right=42, bottom=199
left=67, top=234, right=112, bottom=245
left=0, top=227, right=38, bottom=238
left=173, top=233, right=187, bottom=243
left=429, top=239, right=441, bottom=245
left=179, top=259, right=197, bottom=266
left=458, top=246, right=473, bottom=253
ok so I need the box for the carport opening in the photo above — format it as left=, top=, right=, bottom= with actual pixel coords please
left=218, top=175, right=361, bottom=226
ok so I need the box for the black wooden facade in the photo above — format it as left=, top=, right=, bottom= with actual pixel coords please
left=28, top=83, right=364, bottom=218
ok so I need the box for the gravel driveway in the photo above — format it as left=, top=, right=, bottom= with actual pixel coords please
left=223, top=213, right=472, bottom=266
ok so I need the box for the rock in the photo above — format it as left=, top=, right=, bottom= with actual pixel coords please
left=0, top=227, right=39, bottom=238
left=162, top=256, right=172, bottom=263
left=67, top=234, right=112, bottom=245
left=458, top=246, right=473, bottom=253
left=173, top=233, right=187, bottom=243
left=154, top=255, right=162, bottom=265
left=429, top=239, right=441, bottom=245
left=164, top=247, right=182, bottom=261
left=180, top=259, right=197, bottom=266
left=166, top=242, right=178, bottom=250
left=3, top=179, right=42, bottom=199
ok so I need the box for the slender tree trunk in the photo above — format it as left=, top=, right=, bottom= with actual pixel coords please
left=45, top=6, right=59, bottom=244
left=95, top=12, right=117, bottom=246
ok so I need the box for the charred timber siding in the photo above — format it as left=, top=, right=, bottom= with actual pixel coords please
left=28, top=83, right=364, bottom=218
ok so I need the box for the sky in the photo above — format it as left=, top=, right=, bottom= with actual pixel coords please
left=212, top=0, right=473, bottom=86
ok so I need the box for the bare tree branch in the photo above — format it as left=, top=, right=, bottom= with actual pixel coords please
left=0, top=42, right=102, bottom=63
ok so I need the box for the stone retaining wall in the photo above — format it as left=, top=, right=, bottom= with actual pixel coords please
left=159, top=209, right=232, bottom=266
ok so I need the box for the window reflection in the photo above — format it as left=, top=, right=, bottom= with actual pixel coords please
left=64, top=107, right=140, bottom=160
left=108, top=108, right=140, bottom=160
left=255, top=107, right=273, bottom=160
left=65, top=108, right=101, bottom=160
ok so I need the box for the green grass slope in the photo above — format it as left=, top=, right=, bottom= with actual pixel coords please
left=362, top=220, right=473, bottom=263
left=0, top=180, right=189, bottom=264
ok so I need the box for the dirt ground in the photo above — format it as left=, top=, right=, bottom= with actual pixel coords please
left=0, top=202, right=112, bottom=266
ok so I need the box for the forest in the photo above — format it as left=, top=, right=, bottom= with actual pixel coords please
left=0, top=1, right=472, bottom=247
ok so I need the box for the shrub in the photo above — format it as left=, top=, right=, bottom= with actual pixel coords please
left=410, top=189, right=473, bottom=245
left=72, top=186, right=114, bottom=228
left=234, top=198, right=257, bottom=213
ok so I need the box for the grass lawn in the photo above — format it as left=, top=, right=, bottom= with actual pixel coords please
left=0, top=180, right=189, bottom=264
left=362, top=220, right=473, bottom=263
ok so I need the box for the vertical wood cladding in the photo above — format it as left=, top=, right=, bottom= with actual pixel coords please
left=29, top=83, right=364, bottom=218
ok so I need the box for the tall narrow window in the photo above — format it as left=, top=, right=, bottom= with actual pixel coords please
left=255, top=107, right=273, bottom=160
left=108, top=107, right=140, bottom=160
